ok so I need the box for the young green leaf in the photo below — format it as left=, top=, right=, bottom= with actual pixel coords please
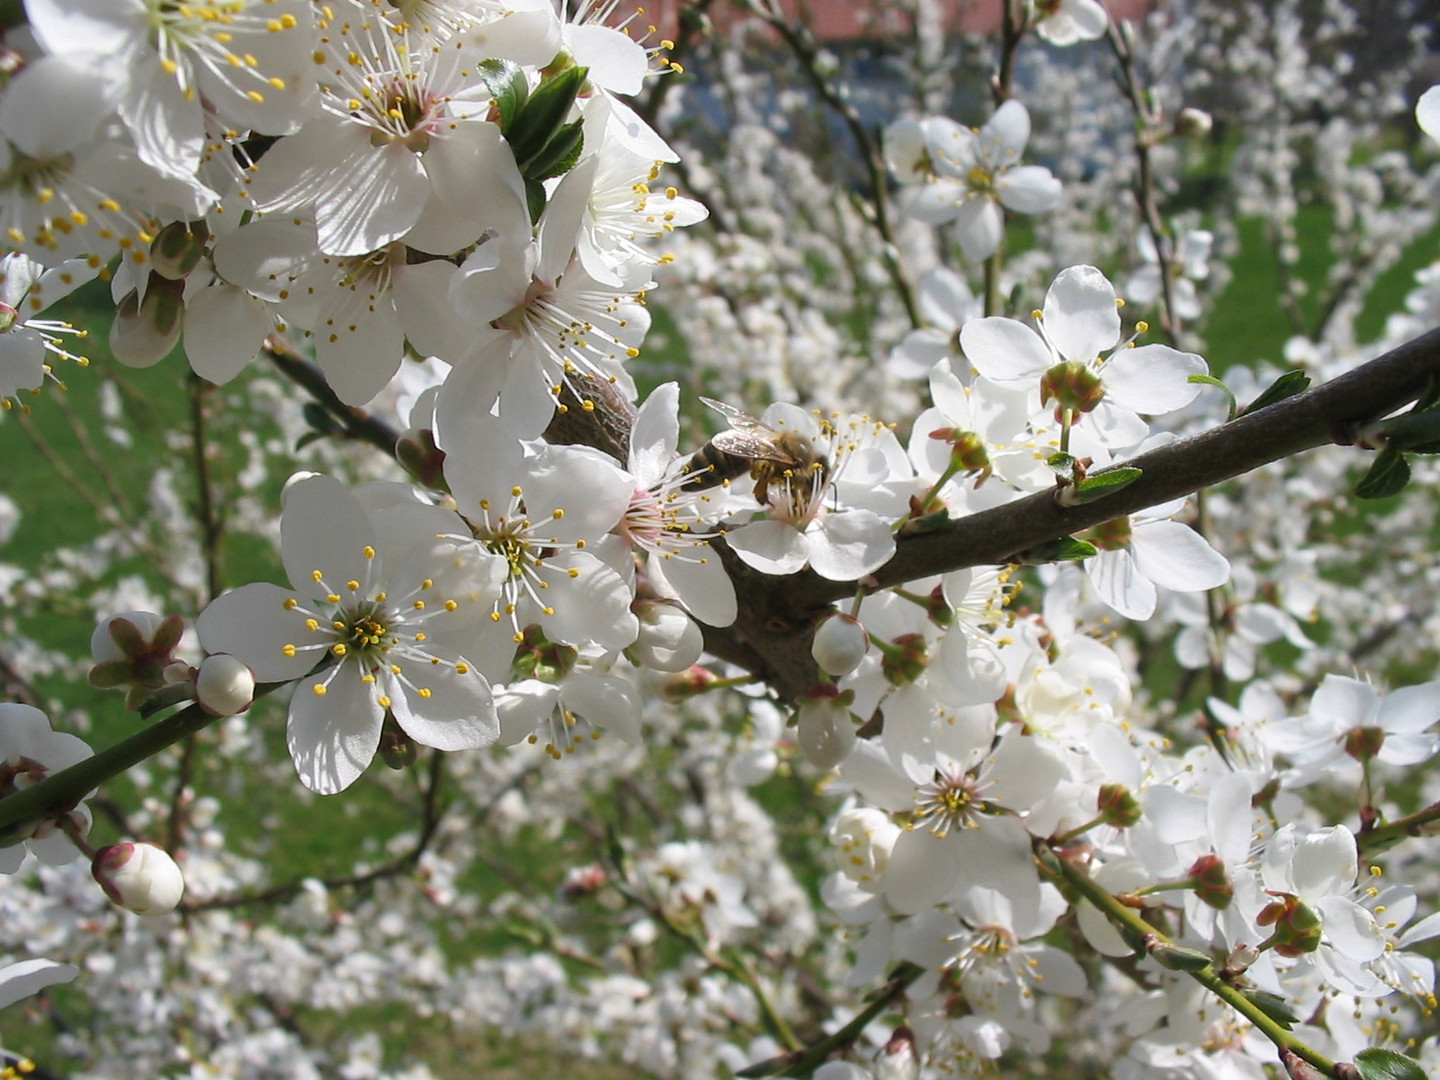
left=1018, top=537, right=1099, bottom=564
left=1239, top=370, right=1310, bottom=417
left=1353, top=447, right=1410, bottom=500
left=1189, top=373, right=1238, bottom=418
left=1069, top=467, right=1143, bottom=504
left=1351, top=1048, right=1427, bottom=1080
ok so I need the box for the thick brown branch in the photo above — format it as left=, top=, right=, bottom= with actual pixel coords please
left=514, top=328, right=1440, bottom=700
left=690, top=326, right=1440, bottom=697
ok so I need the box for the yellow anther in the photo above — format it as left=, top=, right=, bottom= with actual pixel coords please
left=455, top=662, right=470, bottom=674
left=444, top=599, right=458, bottom=611
left=283, top=597, right=299, bottom=609
left=283, top=644, right=297, bottom=657
left=346, top=580, right=360, bottom=591
left=377, top=695, right=391, bottom=708
left=414, top=599, right=426, bottom=609
left=363, top=545, right=376, bottom=558
left=313, top=683, right=327, bottom=696
left=332, top=643, right=347, bottom=656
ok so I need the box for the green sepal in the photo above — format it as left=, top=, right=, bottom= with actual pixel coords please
left=522, top=119, right=584, bottom=182
left=1018, top=537, right=1098, bottom=564
left=1352, top=1048, right=1427, bottom=1080
left=1241, top=988, right=1299, bottom=1029
left=1239, top=369, right=1310, bottom=416
left=1189, top=373, right=1237, bottom=418
left=507, top=65, right=588, bottom=171
left=1354, top=446, right=1410, bottom=500
left=1072, top=467, right=1143, bottom=504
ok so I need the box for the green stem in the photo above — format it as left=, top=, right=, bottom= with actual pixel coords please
left=984, top=248, right=1003, bottom=318
left=738, top=963, right=922, bottom=1078
left=1358, top=799, right=1440, bottom=855
left=1038, top=845, right=1342, bottom=1078
left=725, top=947, right=802, bottom=1053
left=0, top=685, right=282, bottom=842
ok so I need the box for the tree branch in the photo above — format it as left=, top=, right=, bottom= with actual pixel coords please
left=698, top=326, right=1440, bottom=697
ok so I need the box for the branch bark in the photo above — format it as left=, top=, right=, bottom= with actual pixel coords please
left=685, top=326, right=1440, bottom=698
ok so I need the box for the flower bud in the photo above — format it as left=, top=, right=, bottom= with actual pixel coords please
left=663, top=665, right=719, bottom=700
left=1041, top=360, right=1106, bottom=418
left=1188, top=853, right=1234, bottom=909
left=110, top=276, right=184, bottom=368
left=92, top=842, right=185, bottom=915
left=88, top=611, right=188, bottom=710
left=396, top=427, right=448, bottom=490
left=812, top=613, right=869, bottom=677
left=149, top=220, right=209, bottom=280
left=794, top=686, right=856, bottom=770
left=194, top=654, right=255, bottom=716
left=875, top=1026, right=919, bottom=1080
left=1256, top=893, right=1322, bottom=957
left=631, top=601, right=704, bottom=672
left=880, top=633, right=929, bottom=686
left=1173, top=107, right=1214, bottom=139
left=1096, top=783, right=1143, bottom=828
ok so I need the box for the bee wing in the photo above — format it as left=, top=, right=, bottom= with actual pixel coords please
left=711, top=430, right=799, bottom=465
left=702, top=397, right=758, bottom=427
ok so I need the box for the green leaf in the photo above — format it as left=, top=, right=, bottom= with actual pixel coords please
left=1072, top=467, right=1143, bottom=504
left=524, top=177, right=547, bottom=226
left=1352, top=1048, right=1427, bottom=1080
left=522, top=119, right=584, bottom=182
left=1354, top=447, right=1410, bottom=500
left=1241, top=988, right=1298, bottom=1029
left=1239, top=369, right=1310, bottom=417
left=477, top=60, right=525, bottom=133
left=1189, top=373, right=1238, bottom=418
left=508, top=65, right=588, bottom=170
left=1046, top=451, right=1078, bottom=484
left=1413, top=374, right=1440, bottom=413
left=1018, top=537, right=1098, bottom=564
left=301, top=402, right=342, bottom=435
left=1148, top=943, right=1213, bottom=972
left=1375, top=410, right=1440, bottom=454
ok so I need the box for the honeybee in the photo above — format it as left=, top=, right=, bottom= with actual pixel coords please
left=680, top=398, right=830, bottom=507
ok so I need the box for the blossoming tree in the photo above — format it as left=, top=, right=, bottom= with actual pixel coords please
left=3, top=0, right=1440, bottom=1078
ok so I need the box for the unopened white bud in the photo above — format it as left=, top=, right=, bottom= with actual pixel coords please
left=1174, top=107, right=1214, bottom=139
left=795, top=693, right=855, bottom=770
left=195, top=654, right=255, bottom=716
left=812, top=613, right=868, bottom=677
left=92, top=842, right=185, bottom=915
left=875, top=1026, right=919, bottom=1080
left=89, top=610, right=169, bottom=665
left=109, top=278, right=184, bottom=368
left=631, top=601, right=704, bottom=672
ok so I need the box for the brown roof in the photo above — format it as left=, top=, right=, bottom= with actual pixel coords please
left=613, top=0, right=1152, bottom=44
